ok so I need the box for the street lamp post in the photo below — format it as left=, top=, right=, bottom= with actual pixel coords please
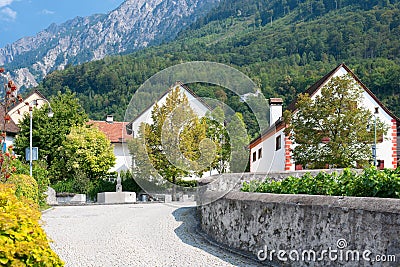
left=373, top=107, right=379, bottom=167
left=29, top=99, right=53, bottom=176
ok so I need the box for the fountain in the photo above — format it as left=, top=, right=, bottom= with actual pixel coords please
left=97, top=173, right=136, bottom=204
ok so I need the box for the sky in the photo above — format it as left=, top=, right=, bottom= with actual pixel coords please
left=0, top=0, right=125, bottom=47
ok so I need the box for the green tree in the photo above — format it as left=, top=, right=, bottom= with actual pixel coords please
left=51, top=125, right=115, bottom=181
left=284, top=75, right=387, bottom=168
left=129, top=87, right=214, bottom=200
left=14, top=90, right=88, bottom=181
left=227, top=112, right=249, bottom=172
left=202, top=116, right=230, bottom=173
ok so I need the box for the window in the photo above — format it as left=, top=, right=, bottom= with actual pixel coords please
left=377, top=160, right=384, bottom=170
left=276, top=135, right=282, bottom=150
left=252, top=151, right=257, bottom=162
left=258, top=148, right=262, bottom=159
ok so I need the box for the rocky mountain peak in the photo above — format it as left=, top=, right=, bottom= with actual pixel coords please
left=0, top=0, right=220, bottom=89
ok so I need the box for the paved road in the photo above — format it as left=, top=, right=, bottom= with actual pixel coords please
left=42, top=203, right=263, bottom=267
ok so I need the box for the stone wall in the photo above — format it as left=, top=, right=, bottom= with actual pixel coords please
left=200, top=191, right=400, bottom=266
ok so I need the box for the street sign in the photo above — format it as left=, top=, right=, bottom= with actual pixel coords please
left=25, top=147, right=38, bottom=161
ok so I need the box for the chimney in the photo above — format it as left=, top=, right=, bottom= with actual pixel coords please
left=269, top=98, right=283, bottom=124
left=106, top=115, right=114, bottom=123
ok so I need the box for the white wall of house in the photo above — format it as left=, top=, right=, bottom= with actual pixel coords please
left=110, top=143, right=132, bottom=173
left=131, top=85, right=210, bottom=137
left=250, top=65, right=398, bottom=171
left=4, top=135, right=15, bottom=148
left=311, top=66, right=396, bottom=168
left=293, top=66, right=397, bottom=169
left=362, top=91, right=396, bottom=168
left=9, top=92, right=46, bottom=125
left=250, top=127, right=286, bottom=172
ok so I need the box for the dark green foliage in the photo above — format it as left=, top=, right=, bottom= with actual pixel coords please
left=242, top=167, right=400, bottom=198
left=121, top=171, right=142, bottom=193
left=175, top=179, right=198, bottom=188
left=14, top=90, right=88, bottom=182
left=52, top=170, right=142, bottom=200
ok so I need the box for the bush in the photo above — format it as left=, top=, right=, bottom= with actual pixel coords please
left=242, top=167, right=400, bottom=198
left=121, top=171, right=142, bottom=192
left=51, top=171, right=93, bottom=196
left=87, top=179, right=116, bottom=200
left=176, top=179, right=198, bottom=188
left=51, top=179, right=74, bottom=194
left=53, top=171, right=143, bottom=201
left=0, top=184, right=64, bottom=266
left=6, top=174, right=39, bottom=204
left=11, top=160, right=50, bottom=208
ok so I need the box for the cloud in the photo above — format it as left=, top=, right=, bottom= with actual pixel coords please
left=0, top=7, right=17, bottom=21
left=0, top=0, right=13, bottom=8
left=41, top=9, right=55, bottom=15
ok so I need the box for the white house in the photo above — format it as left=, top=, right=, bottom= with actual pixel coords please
left=90, top=116, right=132, bottom=173
left=0, top=108, right=20, bottom=148
left=9, top=90, right=48, bottom=125
left=126, top=81, right=211, bottom=138
left=1, top=90, right=48, bottom=148
left=125, top=81, right=219, bottom=178
left=249, top=63, right=399, bottom=172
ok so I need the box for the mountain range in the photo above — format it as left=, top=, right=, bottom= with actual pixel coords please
left=1, top=0, right=399, bottom=131
left=0, top=0, right=220, bottom=88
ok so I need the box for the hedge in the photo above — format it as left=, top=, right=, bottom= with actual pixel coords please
left=242, top=167, right=400, bottom=198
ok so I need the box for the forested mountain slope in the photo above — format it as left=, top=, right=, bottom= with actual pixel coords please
left=35, top=0, right=400, bottom=131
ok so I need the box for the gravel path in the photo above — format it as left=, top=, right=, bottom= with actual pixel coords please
left=42, top=203, right=263, bottom=267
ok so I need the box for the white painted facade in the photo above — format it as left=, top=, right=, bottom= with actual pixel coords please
left=129, top=84, right=210, bottom=137
left=249, top=64, right=398, bottom=172
left=250, top=126, right=286, bottom=172
left=9, top=90, right=47, bottom=125
left=4, top=135, right=15, bottom=148
left=127, top=83, right=215, bottom=178
left=110, top=143, right=132, bottom=173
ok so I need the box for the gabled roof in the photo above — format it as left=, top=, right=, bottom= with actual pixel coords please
left=125, top=81, right=212, bottom=131
left=9, top=89, right=47, bottom=112
left=249, top=63, right=400, bottom=148
left=288, top=63, right=400, bottom=122
left=89, top=120, right=132, bottom=143
left=25, top=89, right=47, bottom=101
left=0, top=108, right=19, bottom=134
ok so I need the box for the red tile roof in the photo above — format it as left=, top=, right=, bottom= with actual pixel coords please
left=89, top=120, right=132, bottom=143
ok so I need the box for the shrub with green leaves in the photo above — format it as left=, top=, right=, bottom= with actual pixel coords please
left=6, top=174, right=39, bottom=204
left=11, top=160, right=50, bottom=208
left=0, top=184, right=64, bottom=266
left=242, top=167, right=400, bottom=198
left=52, top=170, right=143, bottom=200
left=176, top=179, right=198, bottom=188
